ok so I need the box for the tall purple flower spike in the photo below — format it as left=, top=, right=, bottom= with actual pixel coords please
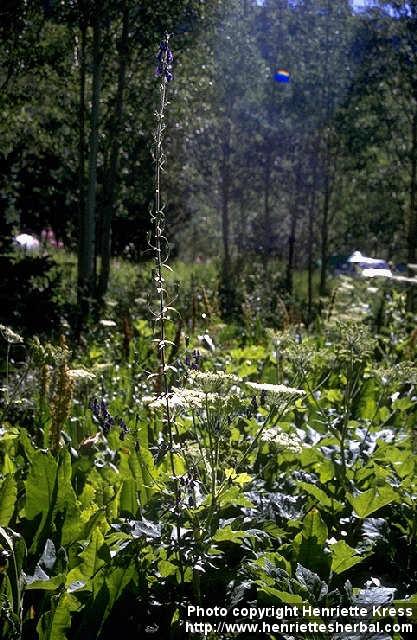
left=155, top=39, right=174, bottom=82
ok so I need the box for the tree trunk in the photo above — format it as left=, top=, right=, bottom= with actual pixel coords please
left=76, top=17, right=86, bottom=306
left=237, top=190, right=246, bottom=255
left=222, top=132, right=231, bottom=268
left=320, top=0, right=331, bottom=298
left=307, top=162, right=317, bottom=323
left=219, top=123, right=233, bottom=316
left=79, top=11, right=102, bottom=314
left=263, top=152, right=271, bottom=269
left=286, top=162, right=302, bottom=294
left=98, top=0, right=130, bottom=298
left=407, top=108, right=417, bottom=310
left=286, top=211, right=296, bottom=295
left=320, top=161, right=330, bottom=297
left=408, top=111, right=417, bottom=266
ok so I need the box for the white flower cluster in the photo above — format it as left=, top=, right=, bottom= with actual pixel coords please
left=148, top=388, right=207, bottom=412
left=0, top=324, right=23, bottom=344
left=245, top=381, right=305, bottom=403
left=188, top=370, right=241, bottom=393
left=68, top=369, right=96, bottom=381
left=260, top=427, right=302, bottom=453
left=147, top=373, right=305, bottom=419
left=99, top=319, right=117, bottom=328
left=148, top=386, right=243, bottom=416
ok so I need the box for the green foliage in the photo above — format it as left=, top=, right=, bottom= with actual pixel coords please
left=0, top=287, right=416, bottom=637
left=2, top=1, right=417, bottom=636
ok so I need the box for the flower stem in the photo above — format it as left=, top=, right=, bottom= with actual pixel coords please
left=152, top=33, right=184, bottom=583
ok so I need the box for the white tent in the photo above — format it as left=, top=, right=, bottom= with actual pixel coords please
left=348, top=251, right=381, bottom=265
left=347, top=251, right=392, bottom=278
left=14, top=233, right=40, bottom=252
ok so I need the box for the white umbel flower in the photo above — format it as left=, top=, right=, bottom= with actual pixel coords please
left=188, top=370, right=241, bottom=394
left=148, top=388, right=208, bottom=412
left=100, top=320, right=117, bottom=327
left=245, top=382, right=305, bottom=402
left=0, top=325, right=23, bottom=344
left=260, top=428, right=302, bottom=453
left=68, top=369, right=96, bottom=381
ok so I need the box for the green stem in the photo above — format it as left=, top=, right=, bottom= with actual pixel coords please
left=5, top=344, right=10, bottom=405
left=152, top=33, right=184, bottom=584
left=215, top=402, right=289, bottom=505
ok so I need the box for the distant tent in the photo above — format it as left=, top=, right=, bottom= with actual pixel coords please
left=274, top=68, right=290, bottom=83
left=14, top=233, right=40, bottom=253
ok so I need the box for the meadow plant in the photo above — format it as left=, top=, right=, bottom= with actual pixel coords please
left=49, top=336, right=74, bottom=453
left=149, top=33, right=177, bottom=414
left=148, top=33, right=185, bottom=580
left=0, top=325, right=23, bottom=408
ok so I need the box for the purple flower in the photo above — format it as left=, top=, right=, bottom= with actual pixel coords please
left=118, top=418, right=129, bottom=441
left=90, top=397, right=128, bottom=439
left=155, top=40, right=174, bottom=82
left=185, top=348, right=201, bottom=370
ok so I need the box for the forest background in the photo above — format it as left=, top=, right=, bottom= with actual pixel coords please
left=2, top=3, right=417, bottom=639
left=2, top=0, right=417, bottom=329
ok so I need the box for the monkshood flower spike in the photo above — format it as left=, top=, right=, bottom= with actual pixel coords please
left=150, top=33, right=184, bottom=583
left=90, top=398, right=128, bottom=440
left=155, top=35, right=174, bottom=82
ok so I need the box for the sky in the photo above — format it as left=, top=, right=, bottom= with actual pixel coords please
left=254, top=1, right=408, bottom=15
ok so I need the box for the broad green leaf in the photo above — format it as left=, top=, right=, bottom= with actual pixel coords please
left=234, top=472, right=252, bottom=486
left=26, top=570, right=65, bottom=591
left=37, top=593, right=80, bottom=640
left=236, top=362, right=257, bottom=377
left=330, top=541, right=364, bottom=575
left=295, top=564, right=328, bottom=600
left=60, top=501, right=83, bottom=547
left=18, top=430, right=36, bottom=462
left=225, top=468, right=252, bottom=486
left=293, top=510, right=330, bottom=574
left=230, top=345, right=266, bottom=360
left=2, top=453, right=15, bottom=475
left=65, top=529, right=107, bottom=587
left=258, top=586, right=303, bottom=604
left=299, top=482, right=343, bottom=512
left=137, top=447, right=158, bottom=505
left=100, top=565, right=136, bottom=630
left=302, top=509, right=328, bottom=545
left=89, top=346, right=104, bottom=360
left=357, top=379, right=376, bottom=419
left=120, top=479, right=138, bottom=515
left=24, top=450, right=80, bottom=551
left=24, top=451, right=58, bottom=553
left=300, top=448, right=321, bottom=467
left=213, top=527, right=246, bottom=544
left=378, top=406, right=391, bottom=423
left=0, top=476, right=17, bottom=526
left=392, top=397, right=414, bottom=412
left=396, top=456, right=415, bottom=478
left=348, top=486, right=398, bottom=518
left=325, top=389, right=343, bottom=403
left=394, top=594, right=417, bottom=622
left=254, top=552, right=292, bottom=575
left=173, top=453, right=186, bottom=476
left=24, top=452, right=57, bottom=523
left=218, top=487, right=254, bottom=508
left=158, top=560, right=178, bottom=578
left=133, top=319, right=153, bottom=337
left=319, top=459, right=335, bottom=484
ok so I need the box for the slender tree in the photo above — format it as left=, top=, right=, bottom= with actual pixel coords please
left=77, top=5, right=103, bottom=314
left=98, top=0, right=130, bottom=297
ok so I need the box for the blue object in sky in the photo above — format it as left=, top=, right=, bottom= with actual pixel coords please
left=274, top=68, right=290, bottom=83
